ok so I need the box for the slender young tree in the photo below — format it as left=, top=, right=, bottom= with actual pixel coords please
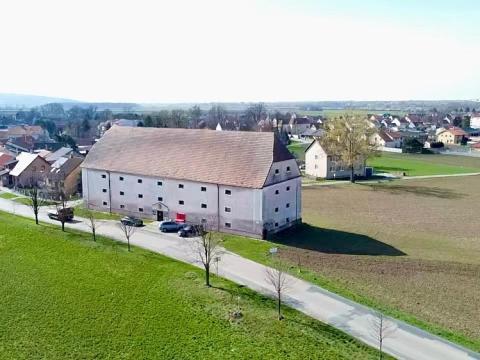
left=54, top=192, right=70, bottom=232
left=83, top=204, right=100, bottom=241
left=321, top=115, right=378, bottom=183
left=119, top=221, right=136, bottom=252
left=25, top=179, right=46, bottom=225
left=265, top=260, right=290, bottom=320
left=193, top=222, right=222, bottom=287
left=370, top=311, right=395, bottom=360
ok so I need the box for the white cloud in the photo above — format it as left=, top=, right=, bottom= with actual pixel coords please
left=0, top=0, right=478, bottom=102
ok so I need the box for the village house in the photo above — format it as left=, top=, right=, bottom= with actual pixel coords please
left=471, top=114, right=480, bottom=129
left=304, top=139, right=366, bottom=179
left=45, top=156, right=83, bottom=199
left=81, top=126, right=302, bottom=238
left=9, top=152, right=51, bottom=188
left=436, top=127, right=468, bottom=145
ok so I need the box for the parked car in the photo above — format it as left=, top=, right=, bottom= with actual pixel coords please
left=47, top=207, right=74, bottom=221
left=120, top=216, right=143, bottom=227
left=178, top=224, right=203, bottom=238
left=159, top=221, right=184, bottom=232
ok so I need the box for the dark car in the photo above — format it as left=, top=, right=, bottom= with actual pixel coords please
left=47, top=207, right=74, bottom=221
left=120, top=216, right=143, bottom=227
left=178, top=224, right=203, bottom=238
left=159, top=221, right=184, bottom=232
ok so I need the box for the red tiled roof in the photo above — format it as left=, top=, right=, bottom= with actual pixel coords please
left=447, top=127, right=467, bottom=136
left=0, top=153, right=14, bottom=168
left=82, top=126, right=295, bottom=189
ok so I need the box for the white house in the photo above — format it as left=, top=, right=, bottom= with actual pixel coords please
left=304, top=139, right=365, bottom=179
left=471, top=114, right=480, bottom=129
left=81, top=126, right=302, bottom=239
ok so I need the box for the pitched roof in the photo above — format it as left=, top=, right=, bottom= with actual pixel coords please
left=447, top=127, right=468, bottom=136
left=82, top=126, right=294, bottom=189
left=50, top=157, right=83, bottom=177
left=10, top=152, right=49, bottom=177
left=0, top=153, right=14, bottom=168
left=45, top=147, right=74, bottom=163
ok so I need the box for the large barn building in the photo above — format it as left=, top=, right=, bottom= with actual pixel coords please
left=81, top=126, right=301, bottom=238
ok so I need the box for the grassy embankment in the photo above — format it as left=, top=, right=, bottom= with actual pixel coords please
left=0, top=210, right=385, bottom=359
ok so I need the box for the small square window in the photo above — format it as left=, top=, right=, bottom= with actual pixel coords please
left=102, top=188, right=107, bottom=193
left=286, top=166, right=291, bottom=172
left=225, top=222, right=232, bottom=228
left=225, top=189, right=231, bottom=195
left=275, top=207, right=279, bottom=213
left=101, top=174, right=106, bottom=179
left=201, top=203, right=207, bottom=209
left=286, top=186, right=290, bottom=191
left=286, top=217, right=290, bottom=222
left=157, top=181, right=162, bottom=186
left=179, top=200, right=184, bottom=205
left=275, top=169, right=279, bottom=174
left=275, top=190, right=279, bottom=195
left=120, top=204, right=125, bottom=209
left=120, top=191, right=124, bottom=196
left=201, top=186, right=207, bottom=192
left=225, top=207, right=231, bottom=213
left=103, top=201, right=108, bottom=206
left=138, top=194, right=143, bottom=198
left=158, top=197, right=163, bottom=202
left=138, top=208, right=143, bottom=212
left=138, top=179, right=143, bottom=183
left=286, top=203, right=290, bottom=208
left=119, top=176, right=124, bottom=181
left=178, top=184, right=184, bottom=189
left=275, top=222, right=279, bottom=227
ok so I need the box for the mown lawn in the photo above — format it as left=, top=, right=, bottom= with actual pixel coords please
left=0, top=211, right=384, bottom=359
left=223, top=176, right=480, bottom=352
left=0, top=192, right=18, bottom=199
left=73, top=204, right=122, bottom=220
left=368, top=152, right=480, bottom=176
left=287, top=140, right=310, bottom=161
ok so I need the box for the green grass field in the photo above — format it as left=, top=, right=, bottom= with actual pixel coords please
left=0, top=211, right=384, bottom=359
left=0, top=192, right=18, bottom=199
left=223, top=176, right=480, bottom=352
left=287, top=140, right=310, bottom=161
left=73, top=204, right=122, bottom=220
left=368, top=152, right=480, bottom=176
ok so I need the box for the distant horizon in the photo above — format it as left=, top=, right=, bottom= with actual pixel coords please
left=1, top=92, right=479, bottom=107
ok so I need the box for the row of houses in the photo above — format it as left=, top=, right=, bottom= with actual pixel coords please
left=0, top=146, right=83, bottom=199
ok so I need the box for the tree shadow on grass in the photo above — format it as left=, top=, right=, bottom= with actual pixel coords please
left=360, top=183, right=465, bottom=199
left=271, top=224, right=406, bottom=256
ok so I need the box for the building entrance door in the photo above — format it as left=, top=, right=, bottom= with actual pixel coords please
left=157, top=210, right=164, bottom=221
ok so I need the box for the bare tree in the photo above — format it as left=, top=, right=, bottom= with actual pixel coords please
left=265, top=260, right=290, bottom=320
left=83, top=204, right=100, bottom=241
left=54, top=191, right=70, bottom=232
left=370, top=311, right=395, bottom=359
left=118, top=221, right=136, bottom=252
left=193, top=222, right=222, bottom=287
left=25, top=179, right=46, bottom=225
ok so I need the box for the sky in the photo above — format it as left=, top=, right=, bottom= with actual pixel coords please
left=0, top=0, right=479, bottom=103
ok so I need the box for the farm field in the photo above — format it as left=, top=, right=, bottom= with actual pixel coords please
left=0, top=211, right=383, bottom=359
left=223, top=176, right=480, bottom=352
left=368, top=152, right=480, bottom=176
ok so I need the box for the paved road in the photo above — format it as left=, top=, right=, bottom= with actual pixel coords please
left=0, top=196, right=478, bottom=360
